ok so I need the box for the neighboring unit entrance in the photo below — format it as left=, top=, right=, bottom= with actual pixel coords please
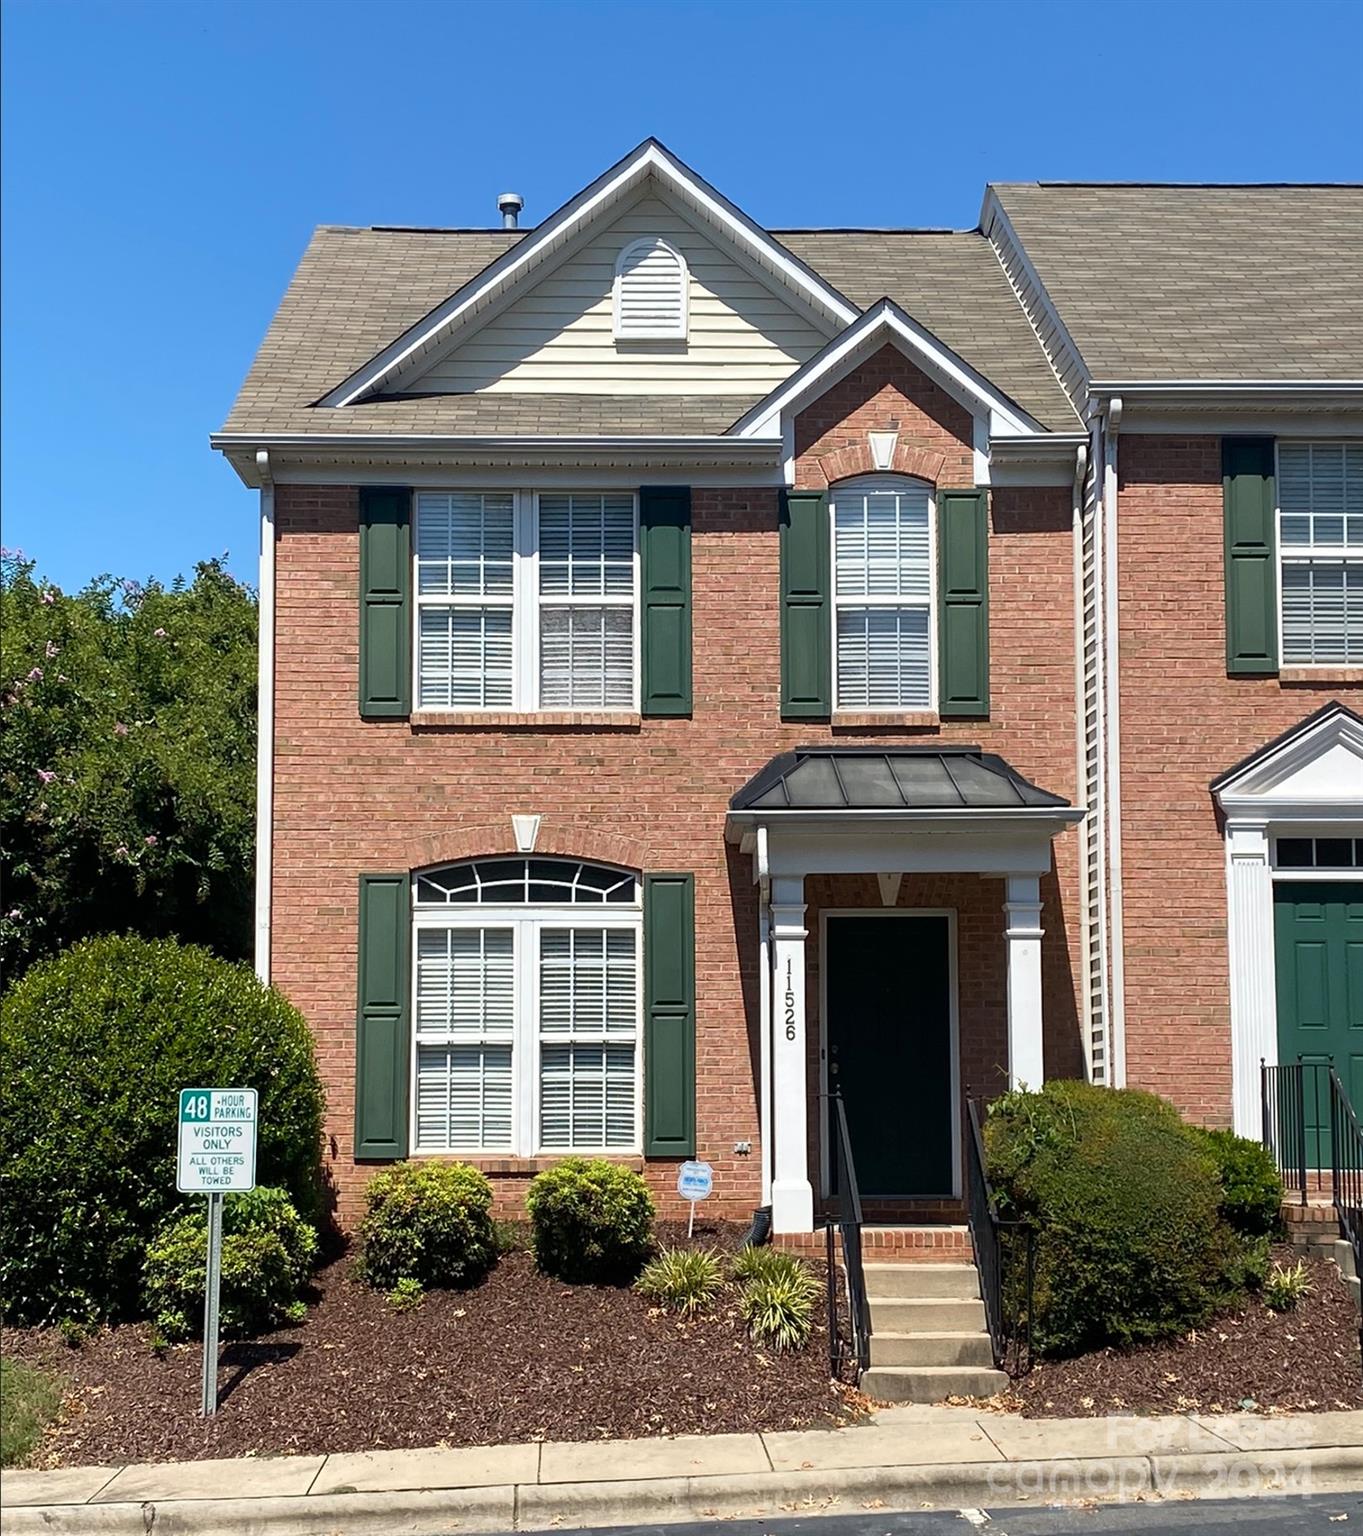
left=1275, top=881, right=1363, bottom=1165
left=824, top=912, right=955, bottom=1200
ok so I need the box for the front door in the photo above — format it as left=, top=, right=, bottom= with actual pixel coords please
left=1275, top=880, right=1363, bottom=1166
left=824, top=912, right=954, bottom=1200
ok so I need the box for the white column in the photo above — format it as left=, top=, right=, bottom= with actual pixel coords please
left=1005, top=874, right=1045, bottom=1090
left=1225, top=819, right=1276, bottom=1137
left=770, top=874, right=814, bottom=1234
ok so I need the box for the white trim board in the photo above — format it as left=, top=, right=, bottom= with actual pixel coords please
left=817, top=907, right=962, bottom=1202
left=319, top=139, right=858, bottom=409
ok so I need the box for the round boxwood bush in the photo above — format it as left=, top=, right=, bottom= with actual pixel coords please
left=143, top=1187, right=318, bottom=1341
left=356, top=1162, right=497, bottom=1291
left=1186, top=1125, right=1284, bottom=1238
left=526, top=1158, right=655, bottom=1283
left=985, top=1081, right=1231, bottom=1356
left=0, top=935, right=325, bottom=1325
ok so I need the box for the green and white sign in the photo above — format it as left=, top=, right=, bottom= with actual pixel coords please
left=177, top=1088, right=257, bottom=1194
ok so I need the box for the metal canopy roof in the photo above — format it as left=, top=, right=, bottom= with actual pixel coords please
left=729, top=746, right=1071, bottom=813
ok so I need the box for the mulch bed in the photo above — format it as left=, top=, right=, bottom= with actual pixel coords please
left=1013, top=1247, right=1363, bottom=1418
left=4, top=1224, right=855, bottom=1467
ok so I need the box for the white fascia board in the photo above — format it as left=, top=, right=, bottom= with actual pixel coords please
left=1091, top=379, right=1363, bottom=394
left=1212, top=705, right=1363, bottom=803
left=725, top=806, right=1084, bottom=831
left=732, top=299, right=1045, bottom=444
left=210, top=431, right=781, bottom=452
left=319, top=139, right=859, bottom=409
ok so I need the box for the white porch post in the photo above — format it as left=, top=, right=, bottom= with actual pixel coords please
left=1005, top=874, right=1046, bottom=1090
left=1225, top=819, right=1276, bottom=1137
left=770, top=873, right=814, bottom=1233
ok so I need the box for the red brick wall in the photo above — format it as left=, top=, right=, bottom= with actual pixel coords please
left=1116, top=434, right=1362, bottom=1122
left=269, top=354, right=1082, bottom=1227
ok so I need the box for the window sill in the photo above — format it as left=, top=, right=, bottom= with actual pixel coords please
left=410, top=711, right=642, bottom=731
left=1279, top=667, right=1363, bottom=686
left=410, top=1153, right=645, bottom=1175
left=831, top=711, right=941, bottom=729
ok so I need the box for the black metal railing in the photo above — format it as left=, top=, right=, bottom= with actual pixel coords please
left=1261, top=1058, right=1334, bottom=1204
left=1330, top=1068, right=1363, bottom=1286
left=823, top=1090, right=871, bottom=1377
left=966, top=1097, right=1035, bottom=1375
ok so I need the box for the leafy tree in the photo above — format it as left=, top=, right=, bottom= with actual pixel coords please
left=0, top=552, right=256, bottom=974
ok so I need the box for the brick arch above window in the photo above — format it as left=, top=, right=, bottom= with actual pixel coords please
left=817, top=442, right=947, bottom=487
left=404, top=822, right=649, bottom=876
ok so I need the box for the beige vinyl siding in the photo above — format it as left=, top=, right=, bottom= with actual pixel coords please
left=406, top=191, right=830, bottom=396
left=987, top=205, right=1089, bottom=413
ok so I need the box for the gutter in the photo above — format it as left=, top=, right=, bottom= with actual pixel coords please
left=209, top=432, right=783, bottom=454
left=725, top=806, right=1085, bottom=833
left=254, top=451, right=275, bottom=985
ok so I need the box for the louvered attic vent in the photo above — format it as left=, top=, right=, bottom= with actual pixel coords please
left=613, top=237, right=688, bottom=341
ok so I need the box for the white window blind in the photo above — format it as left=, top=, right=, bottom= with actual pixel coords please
left=1279, top=442, right=1363, bottom=665
left=415, top=492, right=515, bottom=708
left=538, top=494, right=635, bottom=707
left=613, top=238, right=687, bottom=340
left=412, top=861, right=641, bottom=1156
left=831, top=477, right=934, bottom=708
left=414, top=927, right=514, bottom=1150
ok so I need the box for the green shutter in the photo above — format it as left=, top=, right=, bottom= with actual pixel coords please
left=780, top=489, right=830, bottom=718
left=359, top=487, right=411, bottom=717
left=640, top=486, right=692, bottom=716
left=643, top=872, right=696, bottom=1158
left=938, top=488, right=989, bottom=717
left=1224, top=437, right=1278, bottom=674
left=355, top=873, right=410, bottom=1159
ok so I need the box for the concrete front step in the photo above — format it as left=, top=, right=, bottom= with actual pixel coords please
left=863, top=1262, right=980, bottom=1300
left=868, top=1296, right=987, bottom=1332
left=861, top=1364, right=1008, bottom=1403
left=869, top=1330, right=996, bottom=1367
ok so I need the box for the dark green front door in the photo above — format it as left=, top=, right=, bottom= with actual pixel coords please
left=825, top=913, right=954, bottom=1200
left=1275, top=881, right=1363, bottom=1166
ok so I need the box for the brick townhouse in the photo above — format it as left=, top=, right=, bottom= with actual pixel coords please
left=213, top=142, right=1363, bottom=1238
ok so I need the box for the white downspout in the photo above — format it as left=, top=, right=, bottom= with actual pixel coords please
left=1070, top=442, right=1092, bottom=1076
left=254, top=450, right=275, bottom=985
left=1102, top=400, right=1127, bottom=1086
left=755, top=824, right=773, bottom=1208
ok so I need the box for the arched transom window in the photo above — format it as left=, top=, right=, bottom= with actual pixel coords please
left=412, top=858, right=641, bottom=1156
left=829, top=474, right=937, bottom=711
left=613, top=237, right=688, bottom=341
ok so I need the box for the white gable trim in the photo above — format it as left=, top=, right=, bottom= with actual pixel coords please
left=1213, top=702, right=1363, bottom=819
left=730, top=299, right=1046, bottom=473
left=320, top=140, right=859, bottom=409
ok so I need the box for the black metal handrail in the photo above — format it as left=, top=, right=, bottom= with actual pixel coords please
left=1329, top=1067, right=1363, bottom=1286
left=822, top=1090, right=871, bottom=1377
left=1260, top=1057, right=1333, bottom=1204
left=966, top=1097, right=1035, bottom=1375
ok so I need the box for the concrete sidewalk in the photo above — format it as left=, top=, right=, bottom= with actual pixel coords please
left=4, top=1404, right=1363, bottom=1534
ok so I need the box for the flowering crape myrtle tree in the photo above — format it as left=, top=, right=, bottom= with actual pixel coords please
left=0, top=552, right=257, bottom=975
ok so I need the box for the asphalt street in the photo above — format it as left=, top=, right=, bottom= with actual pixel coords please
left=519, top=1491, right=1363, bottom=1536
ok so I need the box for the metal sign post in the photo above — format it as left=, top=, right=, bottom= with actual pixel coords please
left=676, top=1160, right=714, bottom=1240
left=177, top=1088, right=257, bottom=1418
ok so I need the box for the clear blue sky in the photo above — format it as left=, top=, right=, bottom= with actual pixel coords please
left=4, top=0, right=1362, bottom=592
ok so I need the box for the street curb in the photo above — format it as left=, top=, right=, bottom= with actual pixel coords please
left=6, top=1447, right=1363, bottom=1534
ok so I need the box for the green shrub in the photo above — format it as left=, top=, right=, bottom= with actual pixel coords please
left=526, top=1158, right=655, bottom=1283
left=1264, top=1259, right=1314, bottom=1312
left=356, top=1162, right=497, bottom=1291
left=636, top=1247, right=724, bottom=1315
left=730, top=1246, right=808, bottom=1287
left=739, top=1263, right=821, bottom=1351
left=142, top=1187, right=317, bottom=1341
left=985, top=1081, right=1232, bottom=1356
left=0, top=936, right=325, bottom=1325
left=1187, top=1127, right=1284, bottom=1238
left=0, top=1358, right=62, bottom=1467
left=386, top=1277, right=425, bottom=1312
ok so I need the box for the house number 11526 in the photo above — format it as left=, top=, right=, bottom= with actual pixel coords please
left=783, top=958, right=796, bottom=1040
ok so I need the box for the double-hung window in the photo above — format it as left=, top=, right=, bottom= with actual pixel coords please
left=414, top=491, right=638, bottom=711
left=1278, top=442, right=1363, bottom=666
left=411, top=858, right=642, bottom=1156
left=831, top=475, right=936, bottom=710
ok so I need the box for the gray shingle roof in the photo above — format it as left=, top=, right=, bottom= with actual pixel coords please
left=992, top=184, right=1363, bottom=382
left=730, top=745, right=1070, bottom=812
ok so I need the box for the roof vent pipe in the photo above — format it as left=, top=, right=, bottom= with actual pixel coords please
left=497, top=192, right=524, bottom=230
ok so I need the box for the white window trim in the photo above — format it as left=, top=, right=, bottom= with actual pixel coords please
left=613, top=237, right=689, bottom=342
left=410, top=899, right=644, bottom=1158
left=1275, top=439, right=1363, bottom=669
left=828, top=476, right=939, bottom=714
left=412, top=489, right=641, bottom=714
